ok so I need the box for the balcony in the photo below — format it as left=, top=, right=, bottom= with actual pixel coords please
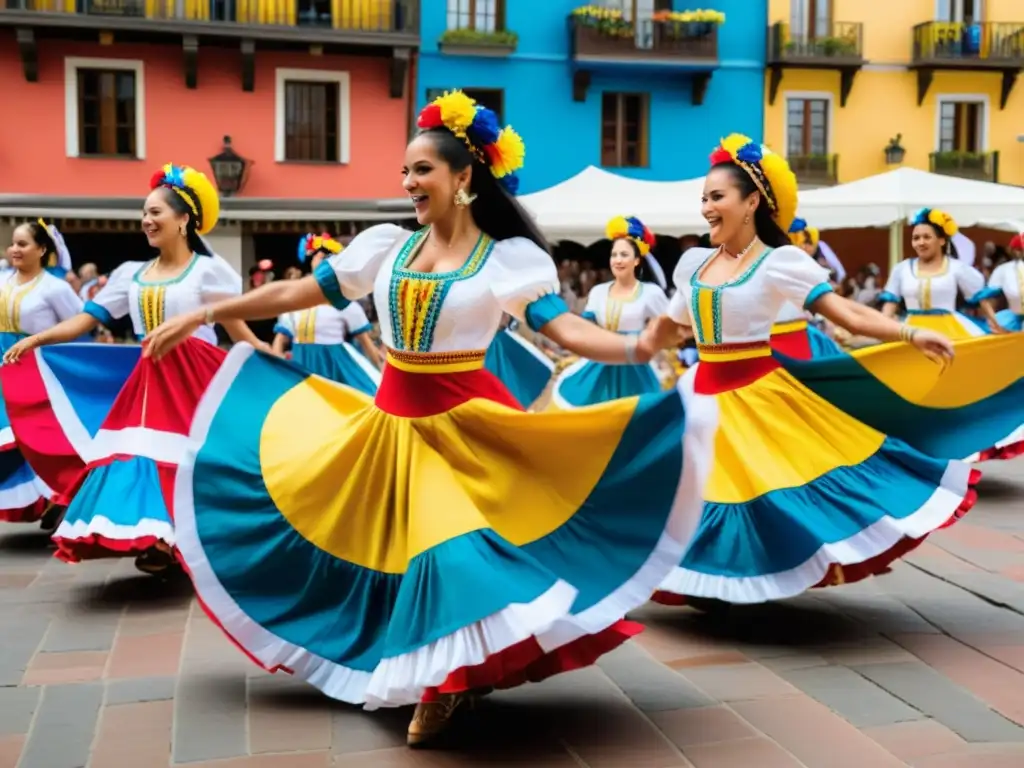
left=767, top=22, right=864, bottom=107
left=929, top=150, right=1000, bottom=183
left=569, top=16, right=719, bottom=106
left=788, top=154, right=839, bottom=187
left=910, top=21, right=1024, bottom=108
left=0, top=0, right=420, bottom=95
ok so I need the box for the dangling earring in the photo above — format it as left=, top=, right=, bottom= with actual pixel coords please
left=179, top=223, right=187, bottom=238
left=454, top=188, right=476, bottom=208
left=743, top=214, right=750, bottom=225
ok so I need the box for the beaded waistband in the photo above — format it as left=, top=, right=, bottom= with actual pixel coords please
left=696, top=340, right=772, bottom=362
left=770, top=319, right=808, bottom=334
left=385, top=347, right=487, bottom=373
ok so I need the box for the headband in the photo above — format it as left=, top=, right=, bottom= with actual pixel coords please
left=910, top=208, right=958, bottom=237
left=709, top=134, right=798, bottom=232
left=606, top=216, right=656, bottom=256
left=36, top=219, right=72, bottom=274
left=417, top=90, right=525, bottom=194
left=149, top=163, right=221, bottom=235
left=788, top=217, right=820, bottom=247
left=298, top=232, right=343, bottom=264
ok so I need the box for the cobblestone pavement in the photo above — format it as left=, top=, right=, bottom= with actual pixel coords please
left=1, top=462, right=1023, bottom=767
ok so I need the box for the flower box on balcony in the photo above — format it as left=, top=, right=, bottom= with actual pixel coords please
left=438, top=28, right=518, bottom=57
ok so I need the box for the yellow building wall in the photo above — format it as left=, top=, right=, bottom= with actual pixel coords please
left=765, top=0, right=1024, bottom=186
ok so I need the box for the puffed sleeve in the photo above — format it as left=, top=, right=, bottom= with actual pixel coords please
left=488, top=237, right=566, bottom=331
left=951, top=259, right=987, bottom=304
left=977, top=261, right=1011, bottom=303
left=199, top=255, right=243, bottom=304
left=764, top=245, right=834, bottom=309
left=273, top=312, right=294, bottom=340
left=879, top=261, right=906, bottom=305
left=642, top=283, right=669, bottom=322
left=314, top=224, right=409, bottom=310
left=47, top=276, right=84, bottom=322
left=667, top=247, right=712, bottom=325
left=341, top=302, right=372, bottom=336
left=83, top=261, right=139, bottom=326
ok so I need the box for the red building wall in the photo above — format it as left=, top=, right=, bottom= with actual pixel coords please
left=0, top=36, right=408, bottom=199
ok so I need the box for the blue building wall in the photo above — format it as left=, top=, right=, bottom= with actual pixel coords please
left=417, top=0, right=767, bottom=193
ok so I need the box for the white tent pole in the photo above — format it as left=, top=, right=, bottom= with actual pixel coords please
left=888, top=219, right=902, bottom=273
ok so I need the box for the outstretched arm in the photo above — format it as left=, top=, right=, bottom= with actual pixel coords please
left=2, top=313, right=99, bottom=363
left=812, top=292, right=953, bottom=360
left=538, top=312, right=675, bottom=363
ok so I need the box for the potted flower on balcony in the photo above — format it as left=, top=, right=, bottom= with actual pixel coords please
left=884, top=134, right=905, bottom=165
left=571, top=4, right=633, bottom=38
left=653, top=8, right=726, bottom=39
left=438, top=27, right=519, bottom=56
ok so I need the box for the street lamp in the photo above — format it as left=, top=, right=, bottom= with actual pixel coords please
left=208, top=136, right=251, bottom=197
left=884, top=134, right=906, bottom=165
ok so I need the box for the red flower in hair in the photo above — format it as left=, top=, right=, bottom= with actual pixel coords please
left=709, top=148, right=733, bottom=166
left=417, top=104, right=443, bottom=129
left=149, top=170, right=166, bottom=189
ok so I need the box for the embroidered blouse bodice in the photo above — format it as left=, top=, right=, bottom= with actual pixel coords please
left=0, top=270, right=82, bottom=336
left=276, top=303, right=372, bottom=345
left=582, top=281, right=668, bottom=333
left=667, top=246, right=833, bottom=345
left=317, top=224, right=560, bottom=353
left=86, top=254, right=242, bottom=344
left=881, top=257, right=984, bottom=312
left=988, top=260, right=1023, bottom=315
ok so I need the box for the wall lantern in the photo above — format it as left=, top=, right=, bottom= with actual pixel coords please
left=208, top=135, right=252, bottom=197
left=884, top=134, right=906, bottom=165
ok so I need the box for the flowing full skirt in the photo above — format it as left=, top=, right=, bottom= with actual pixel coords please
left=174, top=344, right=718, bottom=708
left=654, top=343, right=978, bottom=606
left=291, top=342, right=381, bottom=396
left=483, top=329, right=555, bottom=409
left=46, top=338, right=226, bottom=561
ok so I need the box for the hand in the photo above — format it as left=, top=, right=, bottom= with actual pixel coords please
left=142, top=311, right=203, bottom=361
left=988, top=317, right=1009, bottom=334
left=910, top=328, right=954, bottom=365
left=641, top=315, right=686, bottom=353
left=2, top=335, right=40, bottom=364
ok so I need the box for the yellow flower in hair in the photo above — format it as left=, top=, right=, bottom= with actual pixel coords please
left=605, top=216, right=629, bottom=241
left=927, top=208, right=958, bottom=237
left=488, top=126, right=525, bottom=178
left=434, top=91, right=477, bottom=136
left=758, top=150, right=798, bottom=233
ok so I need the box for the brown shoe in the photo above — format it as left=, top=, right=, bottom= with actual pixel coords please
left=406, top=693, right=469, bottom=748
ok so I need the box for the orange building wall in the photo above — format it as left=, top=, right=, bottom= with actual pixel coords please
left=0, top=37, right=408, bottom=199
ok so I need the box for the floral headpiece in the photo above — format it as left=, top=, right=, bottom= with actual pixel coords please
left=709, top=134, right=798, bottom=232
left=1009, top=233, right=1023, bottom=250
left=910, top=208, right=958, bottom=237
left=417, top=90, right=525, bottom=195
left=297, top=232, right=343, bottom=264
left=788, top=217, right=820, bottom=247
left=35, top=218, right=72, bottom=274
left=149, top=163, right=220, bottom=235
left=606, top=215, right=656, bottom=256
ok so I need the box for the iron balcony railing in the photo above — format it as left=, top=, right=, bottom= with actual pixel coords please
left=929, top=150, right=1000, bottom=183
left=768, top=20, right=864, bottom=62
left=570, top=16, right=718, bottom=61
left=788, top=153, right=839, bottom=186
left=912, top=21, right=1024, bottom=64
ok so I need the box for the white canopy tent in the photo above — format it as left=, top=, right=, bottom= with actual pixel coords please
left=518, top=166, right=708, bottom=244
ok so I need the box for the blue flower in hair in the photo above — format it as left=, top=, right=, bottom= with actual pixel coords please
left=625, top=216, right=645, bottom=239
left=297, top=234, right=310, bottom=264
left=500, top=173, right=520, bottom=195
left=789, top=217, right=808, bottom=233
left=164, top=165, right=186, bottom=188
left=467, top=106, right=501, bottom=147
left=910, top=208, right=930, bottom=225
left=736, top=142, right=763, bottom=164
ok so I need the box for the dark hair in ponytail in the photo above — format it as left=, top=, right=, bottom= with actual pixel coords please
left=23, top=221, right=57, bottom=262
left=712, top=162, right=791, bottom=248
left=420, top=128, right=550, bottom=254
left=158, top=187, right=213, bottom=256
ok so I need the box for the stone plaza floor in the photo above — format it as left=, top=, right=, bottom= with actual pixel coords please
left=0, top=460, right=1022, bottom=767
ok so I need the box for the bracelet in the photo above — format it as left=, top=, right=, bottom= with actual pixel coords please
left=898, top=323, right=917, bottom=342
left=204, top=307, right=215, bottom=325
left=624, top=335, right=638, bottom=365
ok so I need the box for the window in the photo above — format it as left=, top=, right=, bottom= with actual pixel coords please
left=937, top=0, right=983, bottom=23
left=790, top=0, right=832, bottom=38
left=446, top=0, right=503, bottom=32
left=938, top=100, right=983, bottom=152
left=64, top=57, right=145, bottom=159
left=601, top=92, right=649, bottom=168
left=425, top=87, right=504, bottom=123
left=786, top=97, right=830, bottom=155
left=274, top=69, right=350, bottom=164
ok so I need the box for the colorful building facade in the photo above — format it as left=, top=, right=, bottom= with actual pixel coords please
left=764, top=0, right=1024, bottom=188
left=0, top=0, right=418, bottom=274
left=417, top=1, right=768, bottom=194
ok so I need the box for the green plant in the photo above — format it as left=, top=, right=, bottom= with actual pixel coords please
left=571, top=4, right=633, bottom=37
left=886, top=134, right=904, bottom=150
left=439, top=28, right=518, bottom=47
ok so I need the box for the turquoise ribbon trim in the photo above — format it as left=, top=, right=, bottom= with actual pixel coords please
left=272, top=324, right=293, bottom=339
left=313, top=262, right=350, bottom=310
left=347, top=323, right=373, bottom=337
left=524, top=294, right=569, bottom=332
left=84, top=300, right=113, bottom=327
left=804, top=282, right=833, bottom=309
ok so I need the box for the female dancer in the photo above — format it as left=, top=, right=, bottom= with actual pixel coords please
left=142, top=91, right=718, bottom=746
left=272, top=233, right=382, bottom=396
left=3, top=164, right=267, bottom=574
left=550, top=216, right=668, bottom=409
left=647, top=133, right=991, bottom=606
left=770, top=217, right=843, bottom=360
left=0, top=221, right=80, bottom=524
left=879, top=208, right=997, bottom=339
